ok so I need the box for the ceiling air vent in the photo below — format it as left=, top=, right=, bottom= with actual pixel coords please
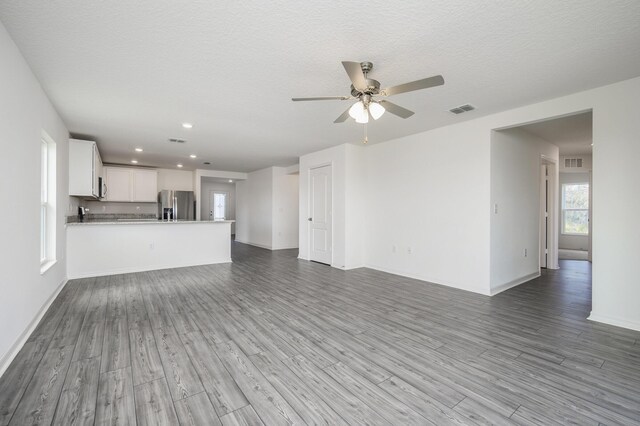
left=564, top=158, right=583, bottom=168
left=168, top=138, right=186, bottom=144
left=449, top=104, right=476, bottom=114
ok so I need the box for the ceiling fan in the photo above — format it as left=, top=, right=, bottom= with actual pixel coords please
left=292, top=61, right=444, bottom=124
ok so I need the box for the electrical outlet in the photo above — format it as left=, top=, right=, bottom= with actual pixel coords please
left=407, top=247, right=412, bottom=255
left=494, top=204, right=498, bottom=214
left=392, top=245, right=397, bottom=253
left=524, top=248, right=528, bottom=257
left=149, top=243, right=155, bottom=250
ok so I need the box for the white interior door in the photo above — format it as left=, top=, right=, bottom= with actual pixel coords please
left=309, top=165, right=332, bottom=264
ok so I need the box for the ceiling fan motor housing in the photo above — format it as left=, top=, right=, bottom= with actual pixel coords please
left=350, top=79, right=381, bottom=97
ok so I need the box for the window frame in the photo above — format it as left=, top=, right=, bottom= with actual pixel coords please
left=41, top=139, right=48, bottom=264
left=40, top=131, right=57, bottom=273
left=561, top=182, right=589, bottom=236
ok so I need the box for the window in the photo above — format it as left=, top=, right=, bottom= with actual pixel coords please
left=212, top=192, right=228, bottom=220
left=41, top=132, right=56, bottom=272
left=41, top=140, right=48, bottom=262
left=562, top=183, right=589, bottom=235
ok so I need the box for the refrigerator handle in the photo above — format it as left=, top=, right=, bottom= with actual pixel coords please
left=174, top=196, right=177, bottom=222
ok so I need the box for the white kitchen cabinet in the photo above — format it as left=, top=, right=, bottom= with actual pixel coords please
left=69, top=139, right=103, bottom=198
left=132, top=169, right=158, bottom=202
left=104, top=167, right=132, bottom=201
left=94, top=147, right=103, bottom=195
left=104, top=166, right=157, bottom=202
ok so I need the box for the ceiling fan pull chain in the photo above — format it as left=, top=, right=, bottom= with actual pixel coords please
left=363, top=122, right=368, bottom=144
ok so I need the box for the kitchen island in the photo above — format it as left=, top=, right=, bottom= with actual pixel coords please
left=66, top=220, right=234, bottom=279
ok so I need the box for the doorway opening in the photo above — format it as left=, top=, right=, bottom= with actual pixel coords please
left=210, top=191, right=229, bottom=220
left=519, top=111, right=593, bottom=263
left=198, top=175, right=237, bottom=237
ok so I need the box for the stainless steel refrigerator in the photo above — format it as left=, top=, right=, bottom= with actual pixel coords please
left=158, top=190, right=195, bottom=220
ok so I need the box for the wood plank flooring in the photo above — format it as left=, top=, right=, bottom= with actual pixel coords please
left=1, top=242, right=639, bottom=425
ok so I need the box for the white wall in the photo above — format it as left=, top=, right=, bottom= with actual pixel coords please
left=490, top=128, right=559, bottom=294
left=344, top=144, right=366, bottom=268
left=363, top=121, right=491, bottom=293
left=559, top=172, right=591, bottom=251
left=235, top=179, right=249, bottom=244
left=237, top=167, right=273, bottom=248
left=0, top=22, right=70, bottom=372
left=200, top=180, right=236, bottom=233
left=273, top=170, right=299, bottom=250
left=157, top=168, right=194, bottom=191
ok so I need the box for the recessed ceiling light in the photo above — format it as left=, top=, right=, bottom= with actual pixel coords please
left=131, top=160, right=138, bottom=164
left=189, top=154, right=197, bottom=158
left=177, top=163, right=183, bottom=168
left=228, top=180, right=233, bottom=183
left=135, top=148, right=143, bottom=152
left=591, top=143, right=594, bottom=146
left=182, top=123, right=193, bottom=129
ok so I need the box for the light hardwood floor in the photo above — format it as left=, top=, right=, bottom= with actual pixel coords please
left=1, top=242, right=639, bottom=425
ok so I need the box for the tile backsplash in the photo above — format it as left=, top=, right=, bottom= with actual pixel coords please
left=66, top=212, right=157, bottom=223
left=82, top=200, right=158, bottom=216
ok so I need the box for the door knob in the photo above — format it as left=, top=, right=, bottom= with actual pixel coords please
left=308, top=217, right=312, bottom=221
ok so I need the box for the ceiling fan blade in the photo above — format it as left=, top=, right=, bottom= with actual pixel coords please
left=333, top=106, right=351, bottom=123
left=292, top=96, right=350, bottom=101
left=342, top=61, right=368, bottom=92
left=381, top=75, right=444, bottom=96
left=379, top=100, right=414, bottom=119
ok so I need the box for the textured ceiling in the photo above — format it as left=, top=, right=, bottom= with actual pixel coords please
left=520, top=112, right=593, bottom=155
left=1, top=0, right=639, bottom=171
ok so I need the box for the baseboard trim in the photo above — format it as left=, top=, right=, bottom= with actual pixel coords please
left=68, top=259, right=232, bottom=279
left=588, top=313, right=640, bottom=332
left=271, top=245, right=300, bottom=251
left=0, top=278, right=68, bottom=379
left=235, top=240, right=298, bottom=251
left=234, top=239, right=273, bottom=250
left=364, top=263, right=489, bottom=295
left=333, top=264, right=365, bottom=271
left=490, top=271, right=540, bottom=296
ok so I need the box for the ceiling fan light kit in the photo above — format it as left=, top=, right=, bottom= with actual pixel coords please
left=349, top=101, right=368, bottom=123
left=292, top=60, right=444, bottom=126
left=369, top=101, right=385, bottom=120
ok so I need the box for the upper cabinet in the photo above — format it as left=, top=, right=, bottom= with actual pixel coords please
left=69, top=139, right=103, bottom=198
left=104, top=167, right=131, bottom=202
left=132, top=169, right=158, bottom=202
left=104, top=166, right=158, bottom=202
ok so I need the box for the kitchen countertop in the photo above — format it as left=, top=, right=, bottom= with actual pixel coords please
left=66, top=219, right=235, bottom=226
